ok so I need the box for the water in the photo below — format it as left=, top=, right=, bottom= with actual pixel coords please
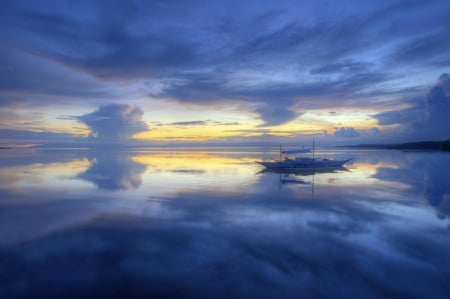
left=0, top=148, right=449, bottom=298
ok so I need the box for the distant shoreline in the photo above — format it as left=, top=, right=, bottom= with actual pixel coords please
left=339, top=140, right=450, bottom=151
left=1, top=140, right=449, bottom=151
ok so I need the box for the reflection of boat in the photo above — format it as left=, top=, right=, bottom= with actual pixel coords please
left=259, top=166, right=349, bottom=176
left=256, top=147, right=351, bottom=171
left=281, top=177, right=310, bottom=185
left=260, top=161, right=349, bottom=196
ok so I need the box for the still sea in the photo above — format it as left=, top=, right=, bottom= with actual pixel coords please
left=0, top=147, right=449, bottom=298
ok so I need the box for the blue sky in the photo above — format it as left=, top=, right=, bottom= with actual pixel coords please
left=1, top=0, right=449, bottom=146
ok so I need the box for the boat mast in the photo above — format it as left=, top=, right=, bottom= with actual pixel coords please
left=313, top=137, right=315, bottom=158
left=279, top=144, right=282, bottom=162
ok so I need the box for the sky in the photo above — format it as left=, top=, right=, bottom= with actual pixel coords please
left=1, top=0, right=450, bottom=146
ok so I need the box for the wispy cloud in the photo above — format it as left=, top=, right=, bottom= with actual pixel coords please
left=170, top=121, right=206, bottom=126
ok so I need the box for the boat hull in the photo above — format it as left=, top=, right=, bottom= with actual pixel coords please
left=256, top=158, right=351, bottom=170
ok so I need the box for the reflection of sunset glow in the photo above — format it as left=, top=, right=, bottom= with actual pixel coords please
left=131, top=152, right=407, bottom=200
left=132, top=151, right=260, bottom=196
left=283, top=160, right=410, bottom=200
left=0, top=158, right=91, bottom=193
left=133, top=151, right=255, bottom=167
left=311, top=162, right=406, bottom=187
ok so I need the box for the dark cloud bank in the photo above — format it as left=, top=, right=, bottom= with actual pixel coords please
left=374, top=73, right=450, bottom=141
left=1, top=0, right=450, bottom=131
left=0, top=0, right=448, bottom=147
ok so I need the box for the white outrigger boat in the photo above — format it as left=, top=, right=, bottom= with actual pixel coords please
left=256, top=145, right=351, bottom=171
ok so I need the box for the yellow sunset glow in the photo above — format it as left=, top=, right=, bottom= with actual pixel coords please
left=1, top=101, right=392, bottom=143
left=134, top=108, right=382, bottom=142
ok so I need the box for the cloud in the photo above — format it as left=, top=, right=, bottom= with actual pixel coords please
left=374, top=73, right=450, bottom=141
left=0, top=49, right=113, bottom=107
left=334, top=127, right=360, bottom=138
left=373, top=104, right=424, bottom=126
left=2, top=1, right=450, bottom=143
left=2, top=3, right=440, bottom=99
left=161, top=69, right=391, bottom=126
left=333, top=127, right=380, bottom=140
left=165, top=120, right=241, bottom=127
left=423, top=75, right=450, bottom=137
left=78, top=104, right=148, bottom=142
left=170, top=121, right=206, bottom=126
left=389, top=31, right=450, bottom=67
left=254, top=102, right=299, bottom=127
left=310, top=60, right=374, bottom=75
left=438, top=73, right=450, bottom=94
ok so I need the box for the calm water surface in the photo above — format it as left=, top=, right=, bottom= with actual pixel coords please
left=0, top=148, right=449, bottom=298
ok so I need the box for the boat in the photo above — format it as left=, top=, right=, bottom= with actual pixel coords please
left=258, top=165, right=349, bottom=176
left=256, top=145, right=351, bottom=171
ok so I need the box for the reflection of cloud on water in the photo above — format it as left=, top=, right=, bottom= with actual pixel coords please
left=0, top=198, right=119, bottom=246
left=422, top=155, right=450, bottom=219
left=0, top=148, right=87, bottom=168
left=1, top=193, right=449, bottom=298
left=259, top=150, right=450, bottom=222
left=261, top=160, right=408, bottom=199
left=1, top=149, right=449, bottom=297
left=79, top=152, right=147, bottom=190
left=372, top=152, right=450, bottom=219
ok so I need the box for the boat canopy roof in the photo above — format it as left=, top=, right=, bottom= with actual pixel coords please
left=281, top=149, right=312, bottom=155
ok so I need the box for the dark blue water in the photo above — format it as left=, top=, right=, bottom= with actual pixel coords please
left=0, top=148, right=449, bottom=298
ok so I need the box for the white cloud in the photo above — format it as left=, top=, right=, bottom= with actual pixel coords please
left=78, top=104, right=148, bottom=143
